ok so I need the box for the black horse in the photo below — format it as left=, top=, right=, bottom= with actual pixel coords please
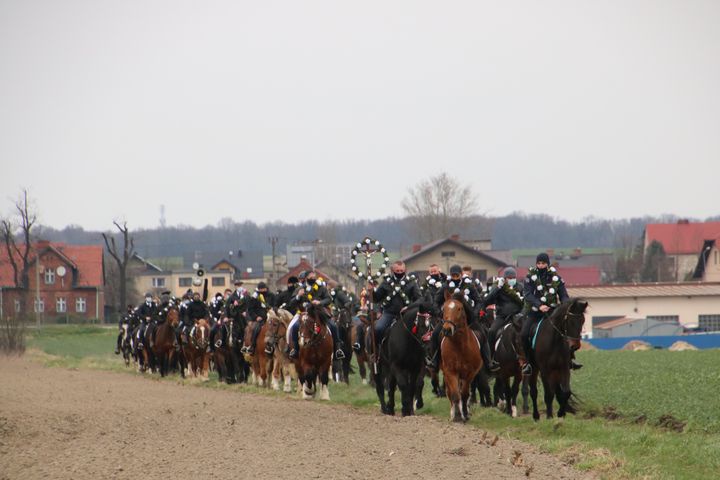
left=372, top=304, right=431, bottom=416
left=527, top=298, right=588, bottom=420
left=332, top=307, right=354, bottom=384
left=492, top=314, right=526, bottom=416
left=212, top=319, right=245, bottom=384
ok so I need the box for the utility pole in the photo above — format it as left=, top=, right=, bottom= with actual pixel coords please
left=35, top=256, right=40, bottom=329
left=268, top=236, right=279, bottom=286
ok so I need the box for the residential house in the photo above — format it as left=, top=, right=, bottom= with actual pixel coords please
left=643, top=220, right=720, bottom=281
left=0, top=241, right=105, bottom=322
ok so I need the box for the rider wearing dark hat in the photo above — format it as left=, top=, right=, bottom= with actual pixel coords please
left=482, top=266, right=524, bottom=360
left=275, top=276, right=299, bottom=310
left=286, top=271, right=346, bottom=360
left=242, top=282, right=277, bottom=355
left=520, top=253, right=577, bottom=374
left=135, top=292, right=158, bottom=349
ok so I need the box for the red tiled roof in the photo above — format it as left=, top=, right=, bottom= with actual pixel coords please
left=645, top=222, right=720, bottom=255
left=515, top=265, right=601, bottom=286
left=276, top=259, right=337, bottom=288
left=0, top=242, right=104, bottom=288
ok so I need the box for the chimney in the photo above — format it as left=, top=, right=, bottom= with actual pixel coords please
left=450, top=234, right=460, bottom=241
left=35, top=239, right=51, bottom=250
left=412, top=244, right=422, bottom=254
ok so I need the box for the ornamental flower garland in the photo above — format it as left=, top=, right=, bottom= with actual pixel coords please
left=350, top=237, right=389, bottom=281
left=528, top=266, right=561, bottom=307
left=380, top=274, right=417, bottom=306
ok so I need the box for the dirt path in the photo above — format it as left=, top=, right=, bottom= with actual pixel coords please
left=0, top=358, right=592, bottom=479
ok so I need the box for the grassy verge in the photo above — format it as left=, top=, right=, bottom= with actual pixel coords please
left=26, top=326, right=720, bottom=479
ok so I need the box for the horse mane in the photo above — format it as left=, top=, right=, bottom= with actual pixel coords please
left=276, top=308, right=293, bottom=326
left=549, top=298, right=588, bottom=322
left=307, top=304, right=330, bottom=324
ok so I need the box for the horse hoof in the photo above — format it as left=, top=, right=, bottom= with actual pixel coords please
left=415, top=399, right=424, bottom=410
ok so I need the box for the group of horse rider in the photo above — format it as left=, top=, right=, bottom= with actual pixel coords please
left=115, top=251, right=581, bottom=374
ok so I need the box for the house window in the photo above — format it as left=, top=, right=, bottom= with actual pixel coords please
left=44, top=268, right=55, bottom=284
left=76, top=297, right=86, bottom=313
left=56, top=297, right=67, bottom=313
left=699, top=314, right=720, bottom=332
left=212, top=277, right=225, bottom=287
left=646, top=315, right=679, bottom=323
left=34, top=298, right=45, bottom=313
left=14, top=299, right=21, bottom=313
left=152, top=277, right=166, bottom=288
left=179, top=277, right=192, bottom=287
left=473, top=270, right=487, bottom=283
left=441, top=251, right=456, bottom=257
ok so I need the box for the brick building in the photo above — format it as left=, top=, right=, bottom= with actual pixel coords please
left=0, top=241, right=105, bottom=322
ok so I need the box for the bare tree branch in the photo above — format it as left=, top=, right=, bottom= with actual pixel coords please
left=401, top=172, right=479, bottom=243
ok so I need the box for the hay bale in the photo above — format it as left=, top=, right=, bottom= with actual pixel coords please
left=668, top=341, right=698, bottom=351
left=579, top=341, right=597, bottom=351
left=622, top=340, right=652, bottom=351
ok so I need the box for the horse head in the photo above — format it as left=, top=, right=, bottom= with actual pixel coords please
left=442, top=292, right=469, bottom=337
left=167, top=307, right=180, bottom=328
left=194, top=319, right=210, bottom=350
left=299, top=305, right=328, bottom=348
left=265, top=309, right=288, bottom=348
left=551, top=298, right=588, bottom=351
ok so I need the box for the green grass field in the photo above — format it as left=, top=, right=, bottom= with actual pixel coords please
left=26, top=326, right=720, bottom=479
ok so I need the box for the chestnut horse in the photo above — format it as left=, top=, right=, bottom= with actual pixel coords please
left=294, top=304, right=333, bottom=400
left=528, top=298, right=588, bottom=420
left=183, top=319, right=211, bottom=380
left=440, top=292, right=483, bottom=422
left=265, top=308, right=296, bottom=392
left=151, top=307, right=180, bottom=377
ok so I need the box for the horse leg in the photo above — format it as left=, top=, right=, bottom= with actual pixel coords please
left=460, top=377, right=472, bottom=422
left=319, top=368, right=330, bottom=401
left=342, top=354, right=351, bottom=385
left=542, top=375, right=555, bottom=419
left=358, top=356, right=367, bottom=385
left=271, top=353, right=281, bottom=391
left=557, top=372, right=573, bottom=417
left=444, top=374, right=461, bottom=422
left=386, top=373, right=397, bottom=416
left=521, top=375, right=530, bottom=414
left=509, top=374, right=521, bottom=418
left=374, top=365, right=389, bottom=415
left=501, top=376, right=512, bottom=416
left=414, top=371, right=425, bottom=411
left=529, top=371, right=540, bottom=421
left=469, top=374, right=478, bottom=406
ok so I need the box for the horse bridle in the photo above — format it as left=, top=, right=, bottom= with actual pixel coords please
left=402, top=311, right=430, bottom=346
left=550, top=310, right=584, bottom=342
left=442, top=300, right=466, bottom=334
left=299, top=314, right=327, bottom=348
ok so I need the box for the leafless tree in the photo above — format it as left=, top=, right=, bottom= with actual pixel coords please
left=0, top=189, right=36, bottom=353
left=102, top=221, right=135, bottom=316
left=401, top=172, right=479, bottom=243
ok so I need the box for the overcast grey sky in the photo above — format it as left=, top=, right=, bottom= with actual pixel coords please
left=2, top=0, right=718, bottom=231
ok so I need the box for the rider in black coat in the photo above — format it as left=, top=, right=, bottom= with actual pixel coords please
left=520, top=253, right=577, bottom=374
left=482, top=267, right=524, bottom=358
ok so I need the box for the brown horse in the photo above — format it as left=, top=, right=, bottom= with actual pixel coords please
left=151, top=307, right=180, bottom=377
left=247, top=320, right=272, bottom=387
left=266, top=308, right=296, bottom=392
left=183, top=319, right=211, bottom=380
left=440, top=292, right=483, bottom=422
left=294, top=304, right=333, bottom=400
left=528, top=298, right=588, bottom=420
